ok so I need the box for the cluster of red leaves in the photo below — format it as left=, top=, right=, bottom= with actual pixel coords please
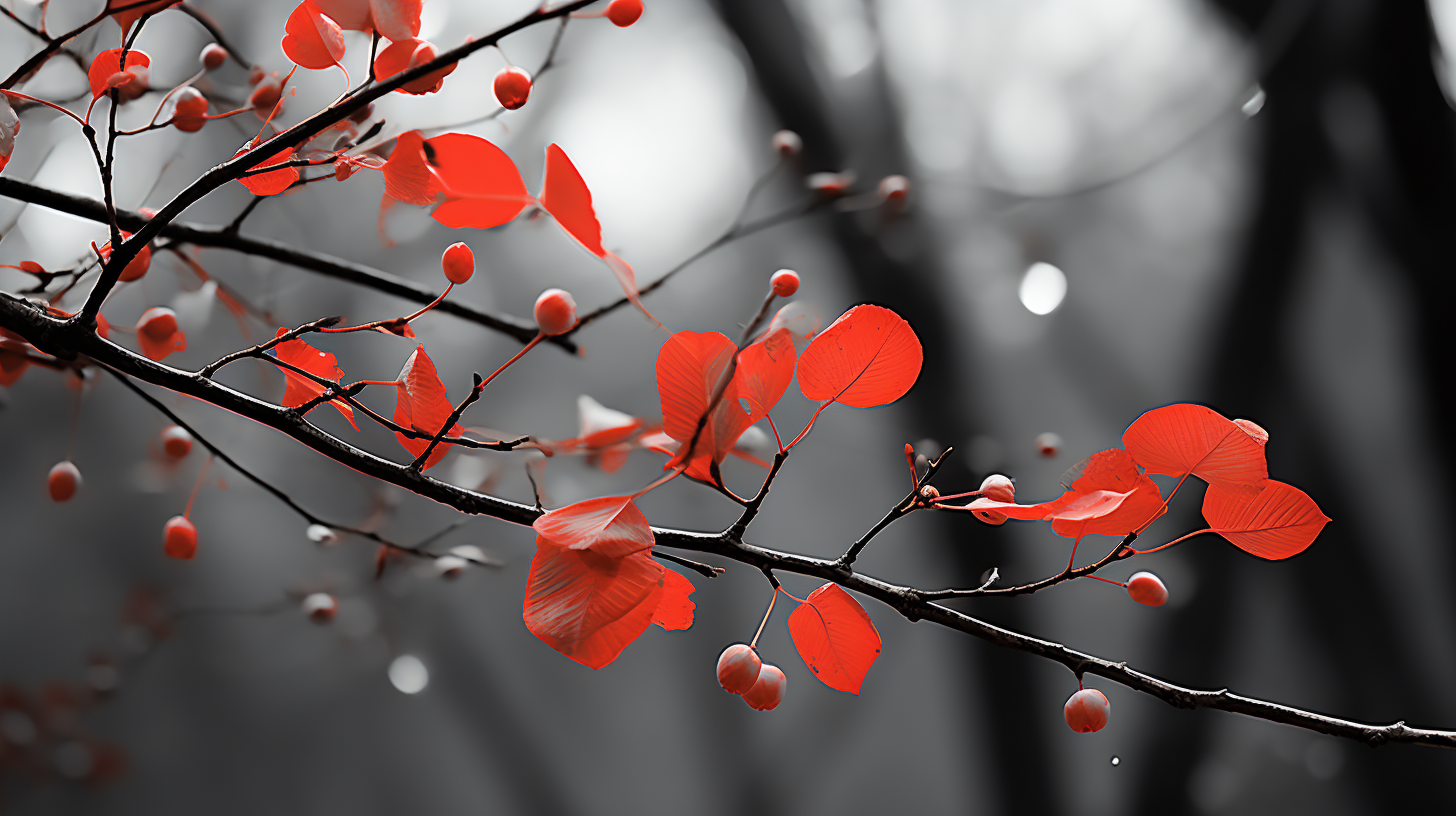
left=281, top=0, right=423, bottom=70
left=963, top=404, right=1329, bottom=559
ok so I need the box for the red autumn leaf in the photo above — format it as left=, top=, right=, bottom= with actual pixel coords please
left=428, top=133, right=531, bottom=229
left=381, top=131, right=439, bottom=205
left=392, top=345, right=463, bottom=469
left=372, top=38, right=457, bottom=95
left=282, top=0, right=346, bottom=70
left=797, top=304, right=922, bottom=408
left=1122, top=403, right=1268, bottom=492
left=107, top=1, right=178, bottom=33
left=1202, top=479, right=1330, bottom=560
left=235, top=142, right=299, bottom=196
left=656, top=328, right=795, bottom=480
left=964, top=489, right=1133, bottom=526
left=314, top=0, right=420, bottom=40
left=1052, top=449, right=1166, bottom=538
left=87, top=49, right=150, bottom=100
left=532, top=495, right=655, bottom=560
left=522, top=537, right=665, bottom=669
left=787, top=583, right=881, bottom=695
left=271, top=327, right=358, bottom=430
left=651, top=569, right=695, bottom=631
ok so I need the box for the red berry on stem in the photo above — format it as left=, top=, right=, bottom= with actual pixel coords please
left=1035, top=432, right=1062, bottom=458
left=247, top=65, right=265, bottom=85
left=772, top=129, right=802, bottom=157
left=137, top=307, right=178, bottom=342
left=1064, top=688, right=1110, bottom=733
left=742, top=663, right=786, bottom=711
left=249, top=79, right=282, bottom=112
left=716, top=644, right=762, bottom=695
left=770, top=268, right=800, bottom=297
left=493, top=66, right=532, bottom=111
left=878, top=174, right=910, bottom=203
left=301, top=593, right=337, bottom=623
left=171, top=87, right=208, bottom=132
left=979, top=473, right=1015, bottom=503
left=163, top=516, right=198, bottom=560
left=441, top=242, right=474, bottom=284
left=200, top=44, right=227, bottom=71
left=534, top=288, right=577, bottom=336
left=161, top=425, right=193, bottom=459
left=606, top=0, right=644, bottom=27
left=1126, top=572, right=1168, bottom=607
left=48, top=461, right=81, bottom=502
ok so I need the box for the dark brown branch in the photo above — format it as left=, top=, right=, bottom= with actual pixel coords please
left=1, top=7, right=110, bottom=90
left=3, top=293, right=1454, bottom=749
left=919, top=533, right=1137, bottom=599
left=834, top=447, right=953, bottom=569
left=410, top=372, right=484, bottom=470
left=654, top=551, right=725, bottom=579
left=200, top=315, right=342, bottom=378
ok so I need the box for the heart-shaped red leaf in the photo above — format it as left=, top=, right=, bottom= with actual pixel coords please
left=797, top=304, right=921, bottom=408
left=533, top=495, right=655, bottom=560
left=651, top=569, right=695, bottom=631
left=1202, top=479, right=1329, bottom=560
left=87, top=49, right=150, bottom=100
left=392, top=345, right=462, bottom=469
left=1122, top=404, right=1268, bottom=492
left=523, top=538, right=664, bottom=669
left=282, top=1, right=346, bottom=70
left=788, top=583, right=881, bottom=695
left=271, top=327, right=357, bottom=430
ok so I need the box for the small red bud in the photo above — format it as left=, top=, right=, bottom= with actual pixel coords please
left=1126, top=572, right=1168, bottom=607
left=249, top=79, right=282, bottom=113
left=171, top=87, right=208, bottom=132
left=742, top=663, right=786, bottom=711
left=919, top=485, right=939, bottom=501
left=878, top=174, right=910, bottom=203
left=200, top=44, right=228, bottom=71
left=301, top=592, right=337, bottom=623
left=441, top=242, right=475, bottom=284
left=1035, top=432, right=1062, bottom=458
left=771, top=129, right=802, bottom=157
left=979, top=474, right=1015, bottom=503
left=770, top=268, right=800, bottom=297
left=161, top=425, right=193, bottom=459
left=1064, top=688, right=1110, bottom=733
left=137, top=307, right=179, bottom=342
left=163, top=516, right=198, bottom=560
left=716, top=644, right=762, bottom=695
left=247, top=65, right=266, bottom=85
left=493, top=66, right=532, bottom=111
left=48, top=461, right=82, bottom=502
left=606, top=0, right=644, bottom=27
left=534, top=288, right=577, bottom=336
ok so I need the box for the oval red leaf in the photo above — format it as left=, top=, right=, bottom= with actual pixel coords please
left=1122, top=404, right=1268, bottom=491
left=522, top=538, right=664, bottom=669
left=392, top=345, right=462, bottom=469
left=787, top=583, right=881, bottom=695
left=282, top=1, right=346, bottom=70
left=651, top=569, right=695, bottom=631
left=87, top=49, right=150, bottom=100
left=533, top=495, right=655, bottom=559
left=797, top=304, right=921, bottom=408
left=1202, top=479, right=1329, bottom=560
left=428, top=133, right=530, bottom=229
left=540, top=144, right=604, bottom=255
left=271, top=327, right=357, bottom=430
left=236, top=143, right=299, bottom=197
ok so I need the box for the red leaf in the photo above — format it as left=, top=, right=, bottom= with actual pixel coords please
left=381, top=131, right=440, bottom=206
left=372, top=38, right=456, bottom=95
left=1122, top=404, right=1268, bottom=492
left=522, top=538, right=664, bottom=669
left=964, top=489, right=1132, bottom=526
left=87, top=49, right=150, bottom=100
left=235, top=142, right=299, bottom=196
left=392, top=345, right=462, bottom=469
left=787, top=583, right=881, bottom=694
left=1202, top=479, right=1329, bottom=560
left=271, top=327, right=357, bottom=430
left=428, top=133, right=531, bottom=229
left=651, top=569, right=695, bottom=631
left=532, top=495, right=655, bottom=560
left=107, top=1, right=178, bottom=33
left=797, top=304, right=922, bottom=408
left=655, top=329, right=795, bottom=481
left=282, top=1, right=346, bottom=70
left=313, top=0, right=420, bottom=39
left=1052, top=449, right=1165, bottom=538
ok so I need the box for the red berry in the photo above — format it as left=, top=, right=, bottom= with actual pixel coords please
left=1035, top=432, right=1062, bottom=458
left=771, top=129, right=802, bottom=157
left=605, top=0, right=644, bottom=27
left=1126, top=572, right=1168, bottom=607
left=161, top=425, right=193, bottom=459
left=1234, top=418, right=1268, bottom=447
left=248, top=65, right=266, bottom=85
left=441, top=242, right=474, bottom=284
left=807, top=171, right=853, bottom=196
left=534, top=288, right=577, bottom=336
left=1064, top=688, right=1110, bottom=733
left=301, top=592, right=337, bottom=623
left=716, top=644, right=762, bottom=695
left=249, top=79, right=282, bottom=113
left=100, top=233, right=152, bottom=282
left=919, top=485, right=939, bottom=501
left=770, top=268, right=800, bottom=297
left=979, top=473, right=1015, bottom=503
left=493, top=66, right=532, bottom=111
left=201, top=44, right=228, bottom=71
left=163, top=516, right=198, bottom=560
left=878, top=174, right=910, bottom=203
left=136, top=307, right=178, bottom=342
left=171, top=87, right=208, bottom=132
left=115, top=65, right=149, bottom=102
left=742, top=663, right=786, bottom=711
left=48, top=461, right=81, bottom=502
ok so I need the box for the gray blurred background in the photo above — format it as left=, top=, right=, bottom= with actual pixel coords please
left=3, top=0, right=1456, bottom=812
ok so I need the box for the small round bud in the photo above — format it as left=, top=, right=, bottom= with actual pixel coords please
left=136, top=307, right=178, bottom=342
left=434, top=555, right=468, bottom=579
left=979, top=474, right=1015, bottom=503
left=1064, top=688, right=1110, bottom=733
left=1035, top=432, right=1062, bottom=458
left=492, top=66, right=532, bottom=111
left=249, top=79, right=282, bottom=112
left=606, top=0, right=644, bottom=27
left=534, top=288, right=577, bottom=336
left=919, top=485, right=939, bottom=501
left=116, top=65, right=148, bottom=102
left=1126, top=572, right=1168, bottom=607
left=161, top=425, right=193, bottom=459
left=163, top=516, right=198, bottom=560
left=247, top=65, right=266, bottom=85
left=742, top=663, right=786, bottom=711
left=770, top=268, right=800, bottom=297
left=1234, top=418, right=1268, bottom=447
left=171, top=87, right=208, bottom=132
left=771, top=129, right=802, bottom=157
left=717, top=644, right=762, bottom=695
left=301, top=592, right=337, bottom=623
left=807, top=171, right=853, bottom=196
left=200, top=44, right=228, bottom=71
left=441, top=242, right=474, bottom=284
left=878, top=174, right=910, bottom=203
left=48, top=461, right=82, bottom=502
